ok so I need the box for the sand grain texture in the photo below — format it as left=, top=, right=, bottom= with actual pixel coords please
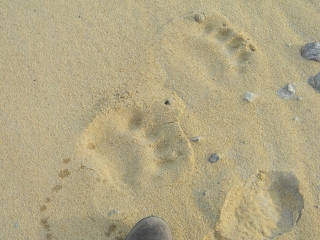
left=1, top=1, right=320, bottom=239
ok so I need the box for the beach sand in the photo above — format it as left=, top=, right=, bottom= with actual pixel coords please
left=1, top=1, right=320, bottom=239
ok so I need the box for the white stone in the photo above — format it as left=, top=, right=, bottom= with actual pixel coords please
left=288, top=83, right=296, bottom=93
left=245, top=92, right=255, bottom=102
left=191, top=136, right=201, bottom=142
left=194, top=13, right=206, bottom=23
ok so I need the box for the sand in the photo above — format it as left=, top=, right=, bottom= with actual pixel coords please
left=1, top=1, right=320, bottom=239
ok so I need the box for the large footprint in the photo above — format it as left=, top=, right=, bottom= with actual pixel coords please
left=76, top=92, right=196, bottom=227
left=78, top=93, right=194, bottom=189
left=214, top=171, right=304, bottom=240
left=158, top=9, right=257, bottom=105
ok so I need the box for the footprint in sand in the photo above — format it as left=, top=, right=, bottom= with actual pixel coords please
left=75, top=92, right=195, bottom=226
left=158, top=9, right=257, bottom=92
left=39, top=157, right=127, bottom=239
left=78, top=94, right=194, bottom=190
left=157, top=9, right=259, bottom=114
left=39, top=91, right=196, bottom=239
left=213, top=171, right=304, bottom=240
left=39, top=157, right=75, bottom=239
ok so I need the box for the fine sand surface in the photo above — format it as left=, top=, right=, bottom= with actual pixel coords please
left=1, top=1, right=320, bottom=239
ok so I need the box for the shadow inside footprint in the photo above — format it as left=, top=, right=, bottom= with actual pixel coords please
left=268, top=172, right=304, bottom=232
left=214, top=171, right=304, bottom=239
left=78, top=94, right=194, bottom=190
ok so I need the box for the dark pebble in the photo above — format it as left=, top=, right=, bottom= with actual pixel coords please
left=208, top=153, right=220, bottom=163
left=308, top=72, right=320, bottom=92
left=301, top=42, right=320, bottom=62
left=164, top=99, right=171, bottom=105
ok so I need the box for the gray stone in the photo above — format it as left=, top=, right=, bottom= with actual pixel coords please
left=308, top=72, right=320, bottom=92
left=277, top=83, right=296, bottom=100
left=301, top=42, right=320, bottom=62
left=208, top=153, right=220, bottom=163
left=194, top=13, right=206, bottom=23
left=191, top=136, right=201, bottom=142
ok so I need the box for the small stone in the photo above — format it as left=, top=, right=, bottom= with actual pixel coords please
left=108, top=209, right=119, bottom=216
left=245, top=92, right=255, bottom=102
left=194, top=13, right=206, bottom=23
left=297, top=96, right=302, bottom=101
left=191, top=136, right=201, bottom=142
left=294, top=117, right=299, bottom=121
left=287, top=83, right=296, bottom=93
left=308, top=72, right=320, bottom=92
left=164, top=99, right=171, bottom=105
left=14, top=223, right=18, bottom=228
left=277, top=83, right=296, bottom=100
left=208, top=153, right=220, bottom=163
left=301, top=42, right=320, bottom=62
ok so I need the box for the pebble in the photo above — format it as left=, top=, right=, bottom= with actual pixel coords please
left=191, top=136, right=201, bottom=142
left=165, top=99, right=172, bottom=105
left=301, top=42, right=320, bottom=62
left=308, top=72, right=320, bottom=92
left=287, top=83, right=295, bottom=93
left=277, top=83, right=296, bottom=100
left=194, top=13, right=206, bottom=23
left=108, top=209, right=119, bottom=216
left=245, top=92, right=255, bottom=102
left=208, top=153, right=220, bottom=163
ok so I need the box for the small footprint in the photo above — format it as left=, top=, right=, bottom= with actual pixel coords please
left=193, top=11, right=257, bottom=66
left=214, top=171, right=304, bottom=240
left=39, top=158, right=74, bottom=239
left=158, top=9, right=258, bottom=111
left=159, top=9, right=257, bottom=78
left=39, top=158, right=126, bottom=239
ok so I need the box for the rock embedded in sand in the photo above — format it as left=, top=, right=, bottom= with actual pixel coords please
left=164, top=99, right=172, bottom=105
left=308, top=72, right=320, bottom=92
left=191, top=136, right=201, bottom=142
left=194, top=13, right=206, bottom=23
left=287, top=83, right=295, bottom=93
left=301, top=42, right=320, bottom=62
left=277, top=83, right=296, bottom=100
left=245, top=92, right=255, bottom=102
left=208, top=153, right=220, bottom=163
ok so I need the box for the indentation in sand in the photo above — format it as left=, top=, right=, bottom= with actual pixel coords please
left=215, top=171, right=304, bottom=240
left=159, top=9, right=257, bottom=83
left=78, top=94, right=194, bottom=190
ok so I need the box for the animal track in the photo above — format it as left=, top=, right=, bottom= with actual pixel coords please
left=159, top=9, right=257, bottom=77
left=39, top=157, right=126, bottom=239
left=196, top=10, right=256, bottom=64
left=214, top=171, right=304, bottom=240
left=158, top=9, right=258, bottom=110
left=39, top=157, right=74, bottom=239
left=78, top=94, right=194, bottom=189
